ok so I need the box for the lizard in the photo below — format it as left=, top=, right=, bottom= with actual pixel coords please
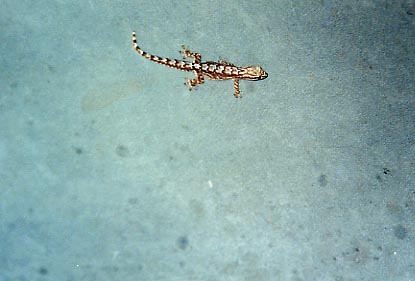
left=132, top=32, right=268, bottom=98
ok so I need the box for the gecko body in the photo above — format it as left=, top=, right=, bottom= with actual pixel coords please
left=132, top=32, right=267, bottom=98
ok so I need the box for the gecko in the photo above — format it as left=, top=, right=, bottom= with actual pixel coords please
left=132, top=32, right=268, bottom=98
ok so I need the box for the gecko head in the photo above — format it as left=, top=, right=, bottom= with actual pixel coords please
left=242, top=66, right=268, bottom=81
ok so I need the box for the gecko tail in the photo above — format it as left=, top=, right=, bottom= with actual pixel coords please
left=132, top=31, right=146, bottom=56
left=132, top=31, right=171, bottom=66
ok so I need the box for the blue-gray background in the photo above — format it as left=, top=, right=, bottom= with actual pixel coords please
left=1, top=0, right=414, bottom=280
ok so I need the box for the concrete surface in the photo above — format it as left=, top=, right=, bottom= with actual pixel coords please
left=0, top=0, right=414, bottom=280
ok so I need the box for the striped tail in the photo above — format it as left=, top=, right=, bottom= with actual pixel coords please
left=131, top=32, right=190, bottom=71
left=132, top=32, right=147, bottom=57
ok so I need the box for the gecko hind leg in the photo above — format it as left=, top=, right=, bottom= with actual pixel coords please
left=180, top=45, right=202, bottom=64
left=185, top=71, right=204, bottom=91
left=233, top=79, right=241, bottom=98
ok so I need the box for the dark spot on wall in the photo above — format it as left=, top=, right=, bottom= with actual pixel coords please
left=383, top=168, right=390, bottom=175
left=376, top=174, right=382, bottom=181
left=291, top=269, right=298, bottom=275
left=7, top=222, right=16, bottom=231
left=393, top=224, right=407, bottom=240
left=318, top=174, right=328, bottom=187
left=111, top=265, right=119, bottom=272
left=404, top=3, right=415, bottom=15
left=128, top=197, right=138, bottom=205
left=179, top=261, right=185, bottom=267
left=101, top=265, right=119, bottom=274
left=116, top=145, right=129, bottom=157
left=177, top=236, right=189, bottom=250
left=38, top=267, right=48, bottom=275
left=74, top=147, right=83, bottom=154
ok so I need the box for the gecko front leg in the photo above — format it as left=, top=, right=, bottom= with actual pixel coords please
left=185, top=70, right=204, bottom=91
left=179, top=46, right=204, bottom=91
left=180, top=45, right=201, bottom=64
